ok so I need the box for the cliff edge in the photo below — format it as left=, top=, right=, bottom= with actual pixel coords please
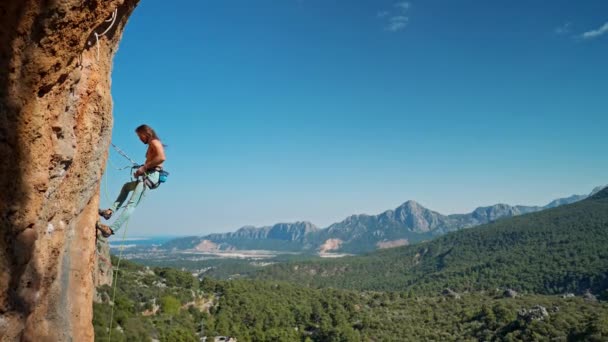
left=0, top=1, right=139, bottom=340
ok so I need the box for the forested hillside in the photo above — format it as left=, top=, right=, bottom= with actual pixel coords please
left=255, top=188, right=608, bottom=295
left=94, top=258, right=608, bottom=341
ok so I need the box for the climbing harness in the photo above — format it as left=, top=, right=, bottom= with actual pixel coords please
left=143, top=167, right=170, bottom=190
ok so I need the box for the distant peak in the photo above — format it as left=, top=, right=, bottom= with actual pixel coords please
left=400, top=200, right=421, bottom=208
left=476, top=203, right=511, bottom=210
left=394, top=200, right=431, bottom=216
left=238, top=225, right=258, bottom=230
left=590, top=185, right=607, bottom=196
left=274, top=221, right=317, bottom=228
left=589, top=186, right=608, bottom=200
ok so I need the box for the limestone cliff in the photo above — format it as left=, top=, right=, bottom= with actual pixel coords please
left=0, top=1, right=139, bottom=340
left=95, top=232, right=114, bottom=290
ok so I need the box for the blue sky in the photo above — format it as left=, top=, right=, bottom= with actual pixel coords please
left=104, top=0, right=608, bottom=236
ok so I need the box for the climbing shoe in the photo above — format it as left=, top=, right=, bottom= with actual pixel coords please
left=98, top=208, right=113, bottom=220
left=96, top=221, right=114, bottom=238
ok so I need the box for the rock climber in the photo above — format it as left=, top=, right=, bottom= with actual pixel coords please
left=96, top=124, right=166, bottom=237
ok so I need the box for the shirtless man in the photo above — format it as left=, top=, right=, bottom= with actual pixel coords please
left=97, top=124, right=166, bottom=237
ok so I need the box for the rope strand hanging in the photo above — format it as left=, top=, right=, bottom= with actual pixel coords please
left=92, top=8, right=118, bottom=61
left=101, top=141, right=148, bottom=341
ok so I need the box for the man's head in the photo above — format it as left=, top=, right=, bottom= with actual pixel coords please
left=135, top=124, right=160, bottom=144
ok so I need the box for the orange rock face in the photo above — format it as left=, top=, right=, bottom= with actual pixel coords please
left=0, top=1, right=139, bottom=340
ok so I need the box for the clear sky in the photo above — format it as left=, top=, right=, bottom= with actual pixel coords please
left=103, top=0, right=608, bottom=237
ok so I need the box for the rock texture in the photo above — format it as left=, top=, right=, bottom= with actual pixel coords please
left=0, top=1, right=139, bottom=341
left=503, top=288, right=519, bottom=298
left=95, top=232, right=114, bottom=289
left=517, top=305, right=549, bottom=322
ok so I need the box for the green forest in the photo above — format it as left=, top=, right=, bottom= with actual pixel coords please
left=94, top=189, right=608, bottom=341
left=94, top=258, right=608, bottom=341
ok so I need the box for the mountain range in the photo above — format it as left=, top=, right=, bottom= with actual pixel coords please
left=162, top=185, right=606, bottom=254
left=255, top=185, right=608, bottom=294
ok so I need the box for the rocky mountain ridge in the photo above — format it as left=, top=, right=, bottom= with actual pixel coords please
left=206, top=221, right=319, bottom=242
left=163, top=185, right=606, bottom=254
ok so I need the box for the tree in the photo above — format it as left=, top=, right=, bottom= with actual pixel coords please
left=160, top=296, right=181, bottom=315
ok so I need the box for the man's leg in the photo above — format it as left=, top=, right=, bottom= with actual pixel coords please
left=110, top=180, right=146, bottom=234
left=109, top=180, right=139, bottom=212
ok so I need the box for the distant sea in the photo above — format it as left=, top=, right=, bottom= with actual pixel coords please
left=109, top=236, right=177, bottom=249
